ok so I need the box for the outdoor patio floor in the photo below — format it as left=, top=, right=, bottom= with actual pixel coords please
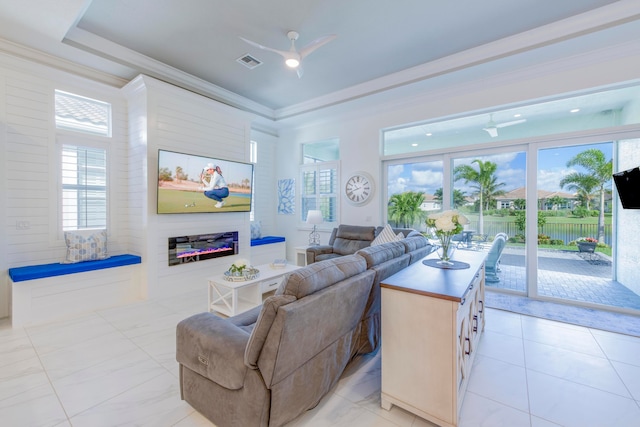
left=487, top=246, right=640, bottom=311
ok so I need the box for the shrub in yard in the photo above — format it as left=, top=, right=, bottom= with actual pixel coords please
left=510, top=234, right=525, bottom=243
left=572, top=206, right=590, bottom=218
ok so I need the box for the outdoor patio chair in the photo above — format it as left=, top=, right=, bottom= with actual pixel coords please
left=451, top=233, right=465, bottom=248
left=485, top=234, right=507, bottom=283
left=426, top=228, right=441, bottom=247
left=470, top=233, right=489, bottom=250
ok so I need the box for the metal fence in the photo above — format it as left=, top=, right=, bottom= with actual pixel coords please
left=468, top=220, right=612, bottom=246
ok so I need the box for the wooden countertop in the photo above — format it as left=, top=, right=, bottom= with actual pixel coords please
left=381, top=250, right=487, bottom=302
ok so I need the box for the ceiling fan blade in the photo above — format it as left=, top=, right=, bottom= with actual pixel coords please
left=496, top=118, right=527, bottom=128
left=239, top=36, right=290, bottom=59
left=483, top=127, right=498, bottom=137
left=299, top=34, right=337, bottom=59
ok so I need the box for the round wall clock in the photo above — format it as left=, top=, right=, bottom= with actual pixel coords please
left=344, top=171, right=374, bottom=205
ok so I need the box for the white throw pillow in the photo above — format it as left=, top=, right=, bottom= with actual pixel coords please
left=250, top=221, right=262, bottom=240
left=371, top=224, right=402, bottom=246
left=62, top=229, right=109, bottom=263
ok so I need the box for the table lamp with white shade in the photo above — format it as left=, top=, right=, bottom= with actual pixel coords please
left=306, top=210, right=323, bottom=246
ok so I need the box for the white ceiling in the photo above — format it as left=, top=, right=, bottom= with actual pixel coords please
left=0, top=0, right=638, bottom=123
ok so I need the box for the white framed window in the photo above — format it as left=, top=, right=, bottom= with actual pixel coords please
left=60, top=143, right=107, bottom=231
left=55, top=90, right=112, bottom=137
left=300, top=139, right=340, bottom=225
left=54, top=90, right=112, bottom=232
left=300, top=161, right=339, bottom=226
left=250, top=140, right=257, bottom=221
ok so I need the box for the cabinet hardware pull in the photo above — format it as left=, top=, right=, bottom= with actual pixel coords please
left=465, top=337, right=471, bottom=355
left=473, top=315, right=478, bottom=332
left=479, top=300, right=483, bottom=313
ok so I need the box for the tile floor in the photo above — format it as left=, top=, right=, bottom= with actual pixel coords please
left=476, top=246, right=640, bottom=311
left=1, top=290, right=640, bottom=427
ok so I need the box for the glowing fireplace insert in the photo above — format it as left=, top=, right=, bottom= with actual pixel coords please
left=168, top=231, right=238, bottom=266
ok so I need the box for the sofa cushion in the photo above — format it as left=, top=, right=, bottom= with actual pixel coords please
left=356, top=240, right=406, bottom=269
left=402, top=235, right=435, bottom=264
left=277, top=254, right=367, bottom=299
left=245, top=294, right=297, bottom=369
left=402, top=235, right=428, bottom=252
left=332, top=225, right=376, bottom=255
left=313, top=253, right=343, bottom=263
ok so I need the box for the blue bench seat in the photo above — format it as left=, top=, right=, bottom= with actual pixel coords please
left=8, top=254, right=142, bottom=283
left=250, top=236, right=285, bottom=247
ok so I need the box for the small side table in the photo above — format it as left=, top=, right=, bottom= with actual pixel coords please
left=295, top=245, right=310, bottom=266
left=207, top=263, right=300, bottom=316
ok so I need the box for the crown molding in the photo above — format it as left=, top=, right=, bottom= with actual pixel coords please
left=0, top=37, right=128, bottom=88
left=63, top=27, right=276, bottom=120
left=274, top=0, right=640, bottom=121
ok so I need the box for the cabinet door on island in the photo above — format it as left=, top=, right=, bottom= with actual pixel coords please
left=380, top=250, right=486, bottom=427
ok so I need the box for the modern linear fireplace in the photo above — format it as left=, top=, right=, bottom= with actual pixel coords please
left=168, top=231, right=238, bottom=266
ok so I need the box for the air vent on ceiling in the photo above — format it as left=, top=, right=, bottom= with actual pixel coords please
left=236, top=54, right=262, bottom=69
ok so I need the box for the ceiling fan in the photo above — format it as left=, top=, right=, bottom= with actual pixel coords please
left=482, top=113, right=527, bottom=137
left=239, top=30, right=336, bottom=78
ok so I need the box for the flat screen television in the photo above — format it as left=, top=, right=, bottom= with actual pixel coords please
left=613, top=166, right=640, bottom=209
left=157, top=149, right=253, bottom=214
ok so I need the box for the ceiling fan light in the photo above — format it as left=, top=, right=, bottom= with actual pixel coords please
left=285, top=58, right=300, bottom=68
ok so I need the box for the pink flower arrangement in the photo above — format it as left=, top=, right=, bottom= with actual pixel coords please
left=577, top=237, right=598, bottom=243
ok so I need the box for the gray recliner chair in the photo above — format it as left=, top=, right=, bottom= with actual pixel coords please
left=306, top=225, right=377, bottom=264
left=485, top=234, right=507, bottom=282
left=176, top=255, right=375, bottom=427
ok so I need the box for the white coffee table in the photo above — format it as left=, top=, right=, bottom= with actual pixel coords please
left=207, top=262, right=301, bottom=316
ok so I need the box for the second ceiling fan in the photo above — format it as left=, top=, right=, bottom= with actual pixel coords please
left=240, top=30, right=336, bottom=78
left=483, top=113, right=527, bottom=137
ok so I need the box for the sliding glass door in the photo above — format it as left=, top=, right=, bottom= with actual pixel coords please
left=452, top=150, right=527, bottom=292
left=534, top=141, right=640, bottom=311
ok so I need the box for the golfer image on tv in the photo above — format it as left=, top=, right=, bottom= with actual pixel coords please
left=201, top=163, right=229, bottom=208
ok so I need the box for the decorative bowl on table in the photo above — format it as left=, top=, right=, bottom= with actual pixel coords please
left=223, top=267, right=259, bottom=281
left=270, top=259, right=287, bottom=269
left=243, top=267, right=260, bottom=280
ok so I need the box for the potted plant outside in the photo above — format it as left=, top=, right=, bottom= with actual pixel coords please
left=576, top=237, right=597, bottom=253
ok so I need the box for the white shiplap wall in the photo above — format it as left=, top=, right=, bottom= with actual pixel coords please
left=0, top=52, right=130, bottom=319
left=616, top=138, right=640, bottom=293
left=123, top=75, right=255, bottom=300
left=250, top=129, right=278, bottom=239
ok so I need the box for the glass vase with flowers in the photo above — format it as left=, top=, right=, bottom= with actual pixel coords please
left=426, top=210, right=469, bottom=265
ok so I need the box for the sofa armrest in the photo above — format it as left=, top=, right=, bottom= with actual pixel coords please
left=306, top=245, right=334, bottom=264
left=176, top=312, right=250, bottom=390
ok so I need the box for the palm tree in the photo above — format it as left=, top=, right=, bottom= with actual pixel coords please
left=480, top=175, right=507, bottom=211
left=433, top=187, right=467, bottom=209
left=453, top=159, right=505, bottom=234
left=565, top=181, right=597, bottom=211
left=387, top=191, right=426, bottom=228
left=546, top=195, right=566, bottom=211
left=559, top=149, right=612, bottom=243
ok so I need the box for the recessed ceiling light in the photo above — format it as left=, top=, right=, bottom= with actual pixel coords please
left=513, top=114, right=521, bottom=118
left=425, top=132, right=432, bottom=136
left=411, top=143, right=418, bottom=147
left=570, top=108, right=580, bottom=113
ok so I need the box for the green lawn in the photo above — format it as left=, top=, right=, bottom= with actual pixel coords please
left=510, top=242, right=612, bottom=256
left=462, top=212, right=612, bottom=225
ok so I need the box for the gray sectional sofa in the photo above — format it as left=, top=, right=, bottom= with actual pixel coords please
left=306, top=224, right=432, bottom=265
left=175, top=228, right=434, bottom=427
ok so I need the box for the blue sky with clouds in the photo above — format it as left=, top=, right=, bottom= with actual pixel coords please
left=387, top=142, right=612, bottom=197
